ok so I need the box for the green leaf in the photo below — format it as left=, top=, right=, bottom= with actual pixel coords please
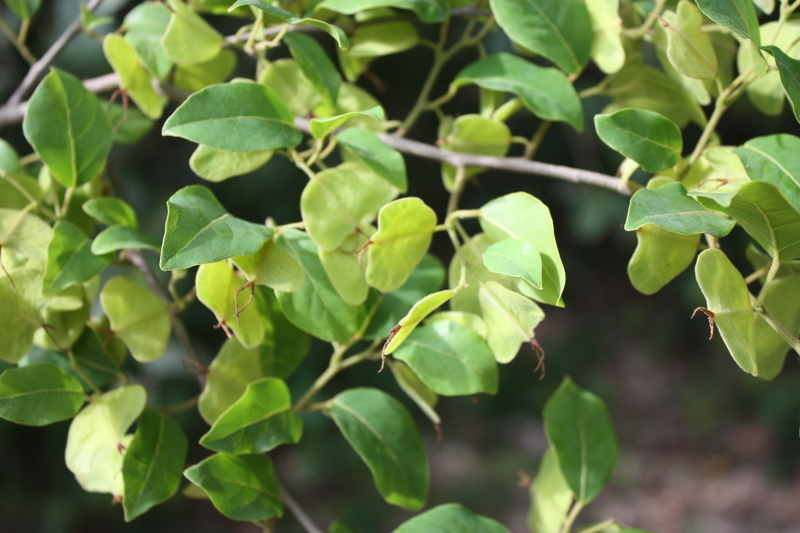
left=336, top=128, right=407, bottom=191
left=320, top=230, right=371, bottom=306
left=392, top=503, right=511, bottom=533
left=200, top=377, right=302, bottom=454
left=0, top=269, right=44, bottom=363
left=366, top=198, right=437, bottom=293
left=440, top=115, right=511, bottom=189
left=122, top=409, right=188, bottom=521
left=695, top=248, right=758, bottom=374
left=594, top=109, right=682, bottom=172
left=625, top=182, right=735, bottom=237
left=528, top=447, right=572, bottom=533
left=33, top=278, right=92, bottom=352
left=543, top=377, right=618, bottom=503
left=258, top=59, right=322, bottom=117
left=314, top=0, right=449, bottom=23
left=453, top=54, right=584, bottom=130
left=22, top=68, right=112, bottom=188
left=762, top=46, right=800, bottom=124
left=586, top=0, right=624, bottom=74
left=301, top=162, right=397, bottom=251
left=388, top=360, right=439, bottom=425
left=332, top=388, right=428, bottom=510
left=628, top=224, right=699, bottom=295
left=489, top=0, right=592, bottom=75
left=754, top=275, right=800, bottom=380
left=196, top=261, right=265, bottom=349
left=0, top=140, right=20, bottom=174
left=160, top=185, right=274, bottom=270
left=482, top=238, right=543, bottom=290
left=384, top=289, right=457, bottom=353
left=0, top=208, right=52, bottom=267
left=276, top=230, right=369, bottom=344
left=233, top=240, right=305, bottom=293
left=0, top=364, right=84, bottom=426
left=42, top=221, right=113, bottom=295
left=697, top=181, right=800, bottom=261
left=65, top=386, right=146, bottom=497
left=162, top=81, right=301, bottom=152
left=309, top=107, right=385, bottom=139
left=65, top=327, right=120, bottom=389
left=343, top=13, right=417, bottom=59
left=6, top=0, right=40, bottom=20
left=189, top=145, right=272, bottom=182
left=161, top=0, right=223, bottom=65
left=696, top=0, right=760, bottom=46
left=103, top=34, right=167, bottom=120
left=479, top=192, right=565, bottom=306
left=228, top=0, right=350, bottom=48
left=82, top=197, right=138, bottom=228
left=682, top=146, right=750, bottom=205
left=426, top=311, right=487, bottom=338
left=393, top=321, right=498, bottom=395
left=124, top=1, right=174, bottom=79
left=735, top=134, right=800, bottom=212
left=173, top=48, right=237, bottom=92
left=479, top=281, right=545, bottom=363
left=91, top=225, right=161, bottom=254
left=284, top=32, right=341, bottom=110
left=183, top=453, right=283, bottom=521
left=100, top=277, right=171, bottom=362
left=663, top=1, right=718, bottom=81
left=108, top=104, right=154, bottom=145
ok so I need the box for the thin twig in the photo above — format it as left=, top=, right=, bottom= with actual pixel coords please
left=280, top=484, right=324, bottom=533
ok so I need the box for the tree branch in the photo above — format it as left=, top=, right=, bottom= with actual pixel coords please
left=280, top=484, right=324, bottom=533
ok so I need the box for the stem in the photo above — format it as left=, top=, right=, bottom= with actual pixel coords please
left=446, top=166, right=467, bottom=216
left=624, top=0, right=667, bottom=40
left=0, top=170, right=58, bottom=221
left=157, top=395, right=199, bottom=415
left=744, top=263, right=772, bottom=285
left=524, top=121, right=551, bottom=159
left=578, top=519, right=617, bottom=533
left=559, top=500, right=585, bottom=533
left=68, top=350, right=100, bottom=393
left=0, top=15, right=37, bottom=64
left=492, top=97, right=524, bottom=122
left=754, top=258, right=781, bottom=309
left=759, top=308, right=800, bottom=353
left=280, top=484, right=324, bottom=533
left=59, top=186, right=75, bottom=219
left=290, top=149, right=317, bottom=179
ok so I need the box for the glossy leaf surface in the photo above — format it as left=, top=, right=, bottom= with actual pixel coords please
left=0, top=364, right=84, bottom=426
left=82, top=197, right=138, bottom=228
left=392, top=503, right=511, bottom=533
left=696, top=0, right=760, bottom=45
left=482, top=238, right=543, bottom=290
left=595, top=109, right=682, bottom=172
left=103, top=34, right=167, bottom=119
left=43, top=221, right=113, bottom=295
left=229, top=0, right=349, bottom=48
left=735, top=134, right=800, bottom=212
left=763, top=46, right=800, bottom=124
left=384, top=289, right=456, bottom=353
left=284, top=32, right=341, bottom=110
left=309, top=107, right=384, bottom=139
left=91, top=225, right=161, bottom=254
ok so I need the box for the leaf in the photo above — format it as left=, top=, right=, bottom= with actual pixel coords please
left=479, top=281, right=545, bottom=363
left=91, top=225, right=161, bottom=254
left=0, top=269, right=44, bottom=363
left=320, top=230, right=371, bottom=306
left=388, top=361, right=439, bottom=425
left=82, top=197, right=138, bottom=228
left=66, top=327, right=120, bottom=389
left=440, top=115, right=511, bottom=189
left=695, top=248, right=758, bottom=374
left=196, top=261, right=265, bottom=349
left=258, top=59, right=322, bottom=117
left=122, top=409, right=188, bottom=521
left=754, top=275, right=800, bottom=380
left=586, top=0, right=624, bottom=74
left=331, top=388, right=428, bottom=510
left=100, top=277, right=171, bottom=362
left=6, top=0, right=40, bottom=20
left=697, top=181, right=800, bottom=261
left=735, top=134, right=800, bottom=212
left=233, top=240, right=305, bottom=293
left=528, top=447, right=573, bottom=533
left=391, top=503, right=511, bottom=533
left=594, top=109, right=683, bottom=172
left=0, top=138, right=21, bottom=173
left=625, top=182, right=735, bottom=237
left=183, top=453, right=283, bottom=521
left=696, top=0, right=760, bottom=45
left=343, top=13, right=417, bottom=59
left=22, top=68, right=112, bottom=188
left=301, top=162, right=397, bottom=251
left=628, top=224, right=700, bottom=295
left=189, top=145, right=272, bottom=182
left=42, top=221, right=113, bottom=295
left=65, top=386, right=146, bottom=497
left=309, top=107, right=385, bottom=139
left=124, top=1, right=173, bottom=79
left=228, top=0, right=349, bottom=48
left=543, top=377, right=618, bottom=503
left=662, top=1, right=718, bottom=81
left=200, top=377, right=302, bottom=454
left=384, top=290, right=456, bottom=353
left=314, top=0, right=449, bottom=23
left=762, top=46, right=800, bottom=124
left=175, top=49, right=237, bottom=92
left=366, top=198, right=437, bottom=293
left=393, top=321, right=498, bottom=395
left=103, top=34, right=167, bottom=120
left=284, top=32, right=341, bottom=110
left=160, top=185, right=274, bottom=270
left=0, top=364, right=84, bottom=426
left=0, top=208, right=52, bottom=267
left=276, top=230, right=369, bottom=344
left=336, top=128, right=407, bottom=191
left=426, top=311, right=487, bottom=338
left=453, top=54, right=584, bottom=130
left=108, top=104, right=154, bottom=145
left=161, top=0, right=223, bottom=65
left=162, top=81, right=301, bottom=152
left=482, top=238, right=543, bottom=290
left=489, top=0, right=592, bottom=75
left=479, top=192, right=565, bottom=306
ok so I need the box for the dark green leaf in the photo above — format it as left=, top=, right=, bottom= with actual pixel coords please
left=284, top=32, right=341, bottom=110
left=68, top=327, right=120, bottom=389
left=6, top=0, right=40, bottom=20
left=762, top=46, right=800, bottom=124
left=228, top=0, right=349, bottom=48
left=82, top=197, right=138, bottom=228
left=42, top=221, right=113, bottom=295
left=391, top=503, right=511, bottom=533
left=696, top=0, right=760, bottom=45
left=336, top=128, right=407, bottom=191
left=0, top=364, right=84, bottom=426
left=91, top=225, right=160, bottom=254
left=594, top=109, right=682, bottom=172
left=735, top=134, right=800, bottom=212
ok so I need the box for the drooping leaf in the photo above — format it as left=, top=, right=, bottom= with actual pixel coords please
left=384, top=290, right=457, bottom=353
left=332, top=388, right=428, bottom=510
left=228, top=0, right=349, bottom=48
left=103, top=34, right=167, bottom=119
left=586, top=0, right=624, bottom=74
left=594, top=109, right=683, bottom=172
left=695, top=0, right=760, bottom=45
left=0, top=364, right=84, bottom=426
left=735, top=134, right=800, bottom=212
left=22, top=68, right=112, bottom=187
left=160, top=185, right=274, bottom=270
left=189, top=145, right=272, bottom=182
left=366, top=198, right=437, bottom=293
left=528, top=447, right=573, bottom=533
left=543, top=377, right=618, bottom=503
left=479, top=281, right=545, bottom=363
left=489, top=0, right=592, bottom=75
left=42, top=221, right=113, bottom=295
left=124, top=1, right=173, bottom=79
left=233, top=240, right=305, bottom=293
left=453, top=54, right=584, bottom=130
left=314, top=0, right=449, bottom=23
left=392, top=503, right=511, bottom=533
left=183, top=453, right=283, bottom=521
left=628, top=224, right=700, bottom=295
left=200, top=377, right=302, bottom=454
left=336, top=128, right=407, bottom=191
left=100, top=277, right=171, bottom=362
left=284, top=32, right=341, bottom=110
left=82, top=197, right=138, bottom=228
left=65, top=386, right=146, bottom=497
left=161, top=0, right=223, bottom=65
left=309, top=107, right=385, bottom=139
left=0, top=269, right=44, bottom=363
left=482, top=238, right=543, bottom=290
left=762, top=46, right=800, bottom=124
left=162, top=81, right=301, bottom=152
left=91, top=225, right=161, bottom=254
left=662, top=1, right=718, bottom=81
left=122, top=409, right=188, bottom=521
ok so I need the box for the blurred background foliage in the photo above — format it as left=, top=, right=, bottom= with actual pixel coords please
left=2, top=1, right=800, bottom=532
